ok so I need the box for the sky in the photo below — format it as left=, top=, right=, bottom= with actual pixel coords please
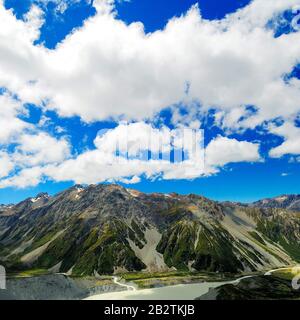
left=0, top=0, right=300, bottom=204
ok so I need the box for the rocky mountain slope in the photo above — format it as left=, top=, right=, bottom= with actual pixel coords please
left=197, top=275, right=300, bottom=300
left=251, top=194, right=300, bottom=211
left=0, top=274, right=122, bottom=300
left=0, top=184, right=300, bottom=276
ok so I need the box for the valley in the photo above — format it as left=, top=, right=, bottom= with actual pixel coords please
left=0, top=184, right=300, bottom=300
left=1, top=266, right=298, bottom=300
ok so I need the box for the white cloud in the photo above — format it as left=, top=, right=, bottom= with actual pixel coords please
left=0, top=0, right=300, bottom=125
left=0, top=122, right=262, bottom=187
left=0, top=166, right=44, bottom=189
left=47, top=125, right=260, bottom=184
left=205, top=136, right=261, bottom=168
left=281, top=172, right=289, bottom=176
left=24, top=4, right=44, bottom=37
left=0, top=152, right=14, bottom=178
left=0, top=130, right=71, bottom=188
left=13, top=132, right=71, bottom=166
left=34, top=0, right=116, bottom=15
left=269, top=122, right=300, bottom=157
left=0, top=94, right=31, bottom=144
left=94, top=122, right=174, bottom=156
left=0, top=93, right=71, bottom=187
left=43, top=122, right=207, bottom=184
left=118, top=175, right=141, bottom=184
left=0, top=0, right=299, bottom=188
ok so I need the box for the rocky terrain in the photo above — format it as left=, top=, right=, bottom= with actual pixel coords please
left=0, top=274, right=124, bottom=300
left=0, top=184, right=300, bottom=277
left=197, top=275, right=300, bottom=300
left=251, top=194, right=300, bottom=211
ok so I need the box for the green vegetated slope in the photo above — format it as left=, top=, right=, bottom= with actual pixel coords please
left=0, top=185, right=299, bottom=276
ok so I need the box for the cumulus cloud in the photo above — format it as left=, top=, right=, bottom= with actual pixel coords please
left=13, top=132, right=71, bottom=166
left=0, top=122, right=262, bottom=187
left=0, top=130, right=71, bottom=188
left=269, top=122, right=300, bottom=157
left=0, top=0, right=300, bottom=123
left=0, top=93, right=71, bottom=188
left=205, top=136, right=261, bottom=167
left=0, top=152, right=14, bottom=178
left=47, top=124, right=260, bottom=184
left=0, top=0, right=299, bottom=188
left=0, top=166, right=44, bottom=189
left=0, top=93, right=31, bottom=144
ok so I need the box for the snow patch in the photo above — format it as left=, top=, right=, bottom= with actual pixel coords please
left=127, top=189, right=142, bottom=198
left=275, top=196, right=288, bottom=202
left=31, top=197, right=41, bottom=203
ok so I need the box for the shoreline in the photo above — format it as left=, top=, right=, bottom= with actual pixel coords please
left=84, top=275, right=257, bottom=300
left=1, top=266, right=297, bottom=300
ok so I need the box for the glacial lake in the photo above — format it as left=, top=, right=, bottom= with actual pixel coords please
left=85, top=279, right=239, bottom=300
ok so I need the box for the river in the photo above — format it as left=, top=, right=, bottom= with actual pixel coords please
left=85, top=275, right=255, bottom=300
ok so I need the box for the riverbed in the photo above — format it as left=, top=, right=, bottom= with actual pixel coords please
left=85, top=276, right=252, bottom=300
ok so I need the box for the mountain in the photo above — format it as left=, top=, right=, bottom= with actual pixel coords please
left=251, top=195, right=300, bottom=211
left=0, top=185, right=300, bottom=276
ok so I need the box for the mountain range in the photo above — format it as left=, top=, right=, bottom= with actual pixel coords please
left=251, top=194, right=300, bottom=211
left=0, top=185, right=299, bottom=276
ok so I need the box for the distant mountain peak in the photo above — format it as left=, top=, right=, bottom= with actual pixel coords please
left=252, top=194, right=300, bottom=211
left=73, top=184, right=85, bottom=191
left=32, top=192, right=50, bottom=201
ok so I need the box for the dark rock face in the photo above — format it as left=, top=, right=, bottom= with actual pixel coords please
left=0, top=184, right=300, bottom=275
left=197, top=275, right=300, bottom=300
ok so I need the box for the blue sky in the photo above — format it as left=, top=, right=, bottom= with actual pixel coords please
left=0, top=0, right=300, bottom=204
